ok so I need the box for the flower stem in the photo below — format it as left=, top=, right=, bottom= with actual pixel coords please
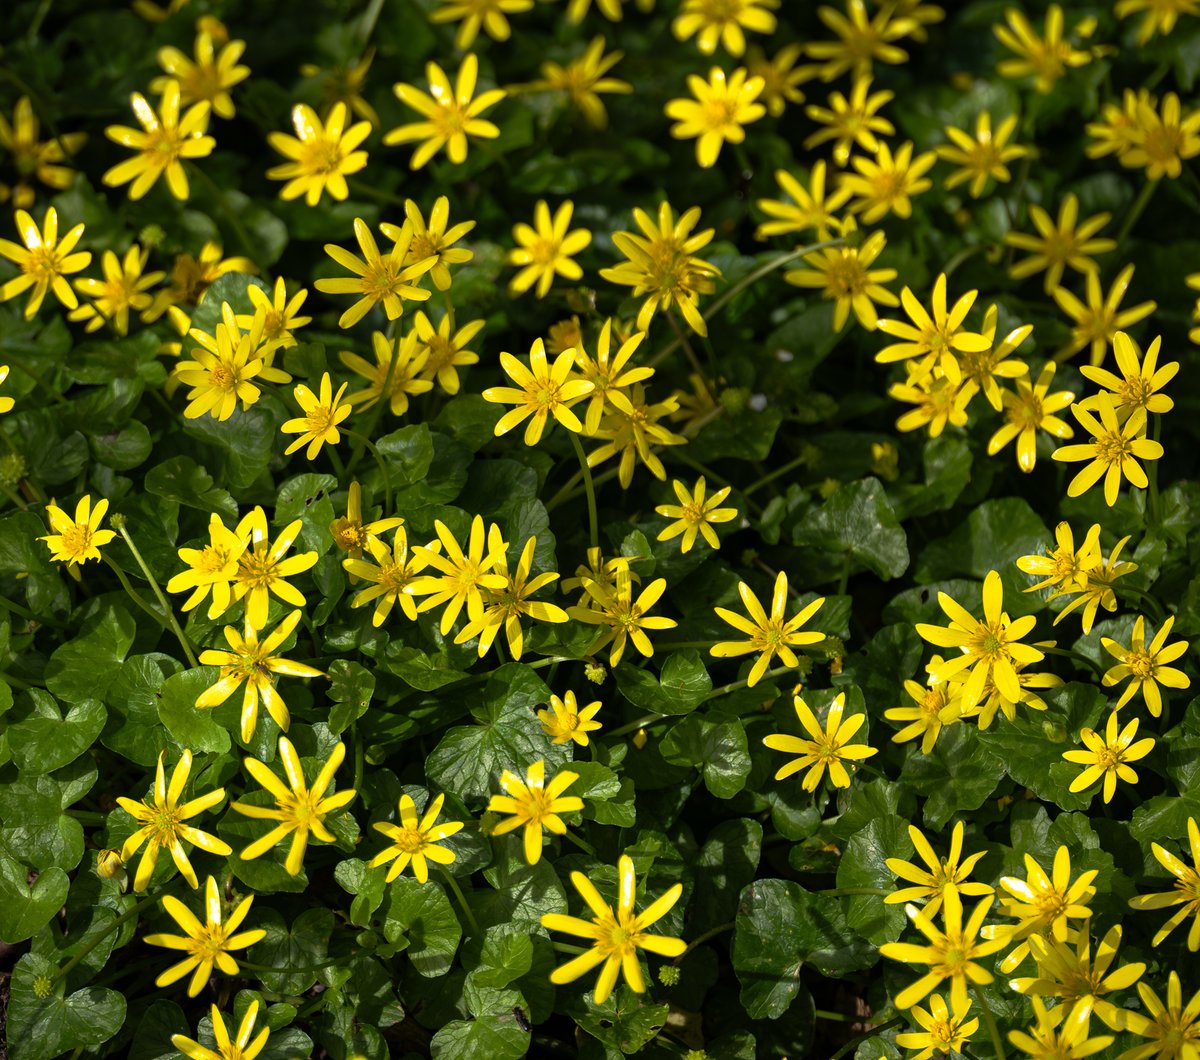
left=0, top=592, right=62, bottom=627
left=704, top=664, right=794, bottom=702
left=440, top=868, right=481, bottom=938
left=836, top=551, right=854, bottom=597
left=743, top=452, right=811, bottom=497
left=116, top=524, right=200, bottom=668
left=568, top=432, right=599, bottom=551
left=1147, top=413, right=1162, bottom=528
left=344, top=429, right=392, bottom=513
left=562, top=828, right=596, bottom=857
left=346, top=338, right=400, bottom=482
left=677, top=921, right=734, bottom=961
left=972, top=985, right=1008, bottom=1060
left=1040, top=645, right=1105, bottom=678
left=1115, top=583, right=1167, bottom=624
left=104, top=558, right=177, bottom=638
left=53, top=890, right=165, bottom=984
left=1117, top=179, right=1157, bottom=247
left=607, top=713, right=660, bottom=739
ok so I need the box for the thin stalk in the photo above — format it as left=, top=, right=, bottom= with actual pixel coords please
left=676, top=921, right=734, bottom=961
left=829, top=1017, right=905, bottom=1060
left=743, top=452, right=810, bottom=497
left=665, top=313, right=712, bottom=390
left=440, top=868, right=481, bottom=938
left=352, top=721, right=365, bottom=793
left=545, top=466, right=620, bottom=513
left=973, top=985, right=1008, bottom=1060
left=1115, top=582, right=1166, bottom=624
left=819, top=886, right=890, bottom=898
left=552, top=941, right=588, bottom=955
left=562, top=828, right=596, bottom=857
left=815, top=1010, right=859, bottom=1023
left=704, top=664, right=793, bottom=702
left=344, top=429, right=392, bottom=513
left=0, top=480, right=28, bottom=510
left=356, top=0, right=387, bottom=44
left=346, top=336, right=401, bottom=479
left=1040, top=645, right=1104, bottom=678
left=569, top=432, right=599, bottom=551
left=105, top=558, right=177, bottom=638
left=0, top=670, right=32, bottom=690
left=0, top=592, right=62, bottom=627
left=53, top=891, right=164, bottom=984
left=1117, top=179, right=1157, bottom=247
left=607, top=713, right=660, bottom=739
left=117, top=523, right=200, bottom=668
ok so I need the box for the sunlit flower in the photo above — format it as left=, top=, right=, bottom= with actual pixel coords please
left=69, top=244, right=163, bottom=335
left=539, top=690, right=603, bottom=747
left=143, top=241, right=254, bottom=325
left=0, top=96, right=86, bottom=208
left=152, top=27, right=249, bottom=119
left=235, top=277, right=312, bottom=357
left=383, top=196, right=474, bottom=292
left=413, top=311, right=482, bottom=395
left=665, top=66, right=765, bottom=169
left=896, top=994, right=979, bottom=1060
left=343, top=526, right=433, bottom=626
left=1122, top=91, right=1200, bottom=180
left=840, top=140, right=935, bottom=222
left=994, top=3, right=1094, bottom=94
left=1063, top=710, right=1155, bottom=803
left=1052, top=396, right=1163, bottom=507
left=1131, top=816, right=1200, bottom=950
left=408, top=515, right=507, bottom=635
left=786, top=219, right=897, bottom=330
left=430, top=0, right=534, bottom=48
left=987, top=362, right=1075, bottom=472
left=1050, top=530, right=1136, bottom=634
left=1122, top=971, right=1200, bottom=1060
left=1017, top=521, right=1098, bottom=595
left=889, top=372, right=970, bottom=438
left=1008, top=998, right=1114, bottom=1060
left=1005, top=193, right=1116, bottom=294
left=711, top=572, right=824, bottom=686
left=103, top=81, right=214, bottom=200
left=572, top=319, right=652, bottom=435
left=997, top=846, right=1097, bottom=951
left=763, top=691, right=876, bottom=789
left=875, top=273, right=989, bottom=376
left=806, top=0, right=919, bottom=81
left=569, top=568, right=676, bottom=665
left=488, top=759, right=583, bottom=864
left=0, top=206, right=91, bottom=319
left=341, top=330, right=433, bottom=417
left=267, top=102, right=369, bottom=206
left=672, top=0, right=777, bottom=56
left=564, top=0, right=653, bottom=19
left=230, top=507, right=319, bottom=632
left=41, top=494, right=116, bottom=567
left=506, top=200, right=592, bottom=297
left=167, top=511, right=251, bottom=619
left=172, top=1000, right=269, bottom=1060
left=528, top=37, right=631, bottom=130
left=589, top=384, right=688, bottom=489
left=484, top=337, right=593, bottom=445
left=1101, top=614, right=1191, bottom=715
left=655, top=476, right=737, bottom=553
left=316, top=218, right=433, bottom=328
left=804, top=77, right=895, bottom=167
left=884, top=667, right=964, bottom=755
left=937, top=111, right=1029, bottom=199
left=330, top=480, right=403, bottom=561
left=370, top=793, right=463, bottom=884
left=755, top=161, right=851, bottom=240
left=281, top=372, right=352, bottom=459
left=1079, top=331, right=1178, bottom=419
left=1052, top=265, right=1157, bottom=365
left=884, top=821, right=992, bottom=919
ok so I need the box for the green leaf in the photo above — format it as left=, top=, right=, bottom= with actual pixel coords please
left=383, top=645, right=471, bottom=690
left=101, top=653, right=180, bottom=766
left=144, top=455, right=238, bottom=521
left=384, top=876, right=463, bottom=977
left=430, top=1013, right=529, bottom=1060
left=157, top=667, right=231, bottom=754
left=466, top=924, right=535, bottom=989
left=0, top=759, right=93, bottom=871
left=569, top=988, right=670, bottom=1055
left=660, top=714, right=751, bottom=798
left=327, top=659, right=375, bottom=735
left=187, top=272, right=268, bottom=339
left=89, top=419, right=152, bottom=470
left=44, top=603, right=134, bottom=703
left=901, top=725, right=1006, bottom=830
left=8, top=692, right=106, bottom=773
left=8, top=952, right=126, bottom=1060
left=183, top=403, right=279, bottom=491
left=129, top=999, right=189, bottom=1060
left=251, top=907, right=334, bottom=994
left=334, top=858, right=389, bottom=928
left=691, top=818, right=763, bottom=933
left=376, top=424, right=435, bottom=487
left=835, top=815, right=912, bottom=944
left=617, top=649, right=711, bottom=716
left=0, top=854, right=69, bottom=943
left=792, top=477, right=909, bottom=580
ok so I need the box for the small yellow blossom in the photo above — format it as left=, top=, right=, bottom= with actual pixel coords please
left=230, top=507, right=319, bottom=632
left=172, top=1000, right=270, bottom=1060
left=712, top=572, right=824, bottom=686
left=665, top=67, right=765, bottom=169
left=408, top=515, right=508, bottom=635
left=341, top=330, right=434, bottom=416
left=840, top=140, right=936, bottom=223
left=103, top=82, right=215, bottom=200
left=656, top=476, right=737, bottom=553
left=152, top=27, right=250, bottom=119
left=1008, top=998, right=1113, bottom=1060
left=994, top=3, right=1094, bottom=93
left=370, top=793, right=463, bottom=884
left=528, top=37, right=632, bottom=129
left=896, top=994, right=979, bottom=1060
left=69, top=245, right=164, bottom=335
left=1050, top=531, right=1136, bottom=634
left=884, top=668, right=964, bottom=755
left=1063, top=710, right=1156, bottom=803
left=384, top=196, right=475, bottom=292
left=506, top=200, right=592, bottom=298
left=746, top=43, right=808, bottom=117
left=672, top=0, right=777, bottom=56
left=431, top=0, right=534, bottom=47
left=1122, top=971, right=1200, bottom=1060
left=804, top=77, right=895, bottom=167
left=1122, top=91, right=1200, bottom=180
left=996, top=846, right=1097, bottom=951
left=484, top=338, right=593, bottom=445
left=763, top=691, right=877, bottom=790
left=330, top=480, right=403, bottom=561
left=0, top=97, right=86, bottom=208
left=1130, top=817, right=1200, bottom=950
left=281, top=372, right=352, bottom=459
left=343, top=526, right=433, bottom=627
left=884, top=821, right=992, bottom=918
left=755, top=161, right=851, bottom=240
left=588, top=384, right=688, bottom=487
left=538, top=690, right=603, bottom=747
left=805, top=0, right=918, bottom=81
left=1051, top=265, right=1157, bottom=365
left=143, top=240, right=255, bottom=324
left=987, top=363, right=1075, bottom=473
left=236, top=277, right=312, bottom=356
left=0, top=207, right=91, bottom=319
left=166, top=511, right=250, bottom=619
left=41, top=494, right=116, bottom=567
left=572, top=319, right=652, bottom=434
left=569, top=568, right=676, bottom=665
left=1052, top=395, right=1163, bottom=506
left=1005, top=193, right=1116, bottom=294
left=875, top=273, right=989, bottom=376
left=1115, top=0, right=1200, bottom=43
left=266, top=102, right=369, bottom=206
left=888, top=373, right=970, bottom=438
left=413, top=311, right=483, bottom=396
left=785, top=220, right=898, bottom=331
left=1101, top=614, right=1191, bottom=715
left=1017, top=521, right=1097, bottom=595
left=937, top=111, right=1029, bottom=199
left=316, top=218, right=432, bottom=328
left=488, top=759, right=583, bottom=864
left=1079, top=331, right=1177, bottom=419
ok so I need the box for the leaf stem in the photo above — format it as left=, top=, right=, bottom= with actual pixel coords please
left=1147, top=413, right=1162, bottom=529
left=568, top=432, right=599, bottom=551
left=677, top=920, right=734, bottom=961
left=0, top=592, right=62, bottom=627
left=440, top=867, right=481, bottom=938
left=973, top=984, right=1008, bottom=1060
left=1039, top=645, right=1104, bottom=678
left=607, top=713, right=661, bottom=739
left=1115, top=583, right=1166, bottom=624
left=1117, top=179, right=1157, bottom=247
left=344, top=429, right=392, bottom=513
left=562, top=828, right=597, bottom=857
left=116, top=523, right=200, bottom=668
left=704, top=664, right=793, bottom=702
left=743, top=452, right=810, bottom=497
left=53, top=891, right=165, bottom=984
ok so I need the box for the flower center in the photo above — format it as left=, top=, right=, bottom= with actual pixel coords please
left=209, top=362, right=238, bottom=391
left=331, top=517, right=364, bottom=551
left=1126, top=648, right=1155, bottom=679
left=1118, top=375, right=1152, bottom=410
left=379, top=563, right=412, bottom=594
left=60, top=523, right=93, bottom=557
left=825, top=254, right=868, bottom=298
left=196, top=545, right=231, bottom=575
left=920, top=689, right=945, bottom=719
left=237, top=549, right=278, bottom=588
left=305, top=405, right=336, bottom=436
left=22, top=245, right=65, bottom=281
left=300, top=138, right=345, bottom=176
left=392, top=827, right=426, bottom=854
left=1095, top=428, right=1135, bottom=466
left=1008, top=392, right=1045, bottom=431
left=145, top=126, right=185, bottom=163
left=409, top=233, right=442, bottom=262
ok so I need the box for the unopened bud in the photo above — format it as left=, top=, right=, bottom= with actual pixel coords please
left=584, top=660, right=606, bottom=685
left=718, top=387, right=750, bottom=415
left=138, top=224, right=166, bottom=249
left=632, top=727, right=648, bottom=750
left=0, top=453, right=26, bottom=486
left=96, top=849, right=125, bottom=880
left=658, top=965, right=680, bottom=986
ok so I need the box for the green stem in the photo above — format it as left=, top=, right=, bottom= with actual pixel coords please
left=1040, top=645, right=1104, bottom=678
left=704, top=665, right=794, bottom=701
left=562, top=828, right=596, bottom=857
left=607, top=713, right=660, bottom=739
left=116, top=524, right=200, bottom=668
left=1117, top=179, right=1157, bottom=247
left=0, top=670, right=32, bottom=690
left=665, top=312, right=712, bottom=388
left=972, top=985, right=1007, bottom=1060
left=836, top=551, right=853, bottom=597
left=327, top=444, right=347, bottom=483
left=440, top=868, right=481, bottom=938
left=352, top=721, right=365, bottom=793
left=189, top=164, right=262, bottom=271
left=1115, top=583, right=1167, bottom=624
left=65, top=809, right=106, bottom=824
left=568, top=432, right=599, bottom=551
left=53, top=891, right=164, bottom=984
left=545, top=466, right=620, bottom=514
left=356, top=0, right=387, bottom=45
left=343, top=429, right=392, bottom=514
left=829, top=1017, right=905, bottom=1060
left=0, top=592, right=61, bottom=627
left=815, top=1010, right=859, bottom=1023
left=0, top=480, right=28, bottom=510
left=552, top=941, right=588, bottom=955
left=105, top=558, right=178, bottom=638
left=677, top=921, right=734, bottom=961
left=346, top=337, right=401, bottom=479
left=743, top=452, right=811, bottom=497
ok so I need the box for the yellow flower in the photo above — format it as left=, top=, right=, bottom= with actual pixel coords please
left=0, top=365, right=14, bottom=416
left=889, top=373, right=969, bottom=438
left=69, top=245, right=164, bottom=335
left=529, top=37, right=632, bottom=129
left=711, top=572, right=823, bottom=686
left=785, top=219, right=898, bottom=331
left=1050, top=530, right=1136, bottom=634
left=987, top=362, right=1075, bottom=473
left=565, top=0, right=654, bottom=19
left=1079, top=331, right=1178, bottom=418
left=385, top=54, right=505, bottom=169
left=385, top=196, right=475, bottom=292
left=994, top=3, right=1094, bottom=93
left=1051, top=265, right=1157, bottom=365
left=755, top=161, right=851, bottom=240
left=896, top=994, right=979, bottom=1060
left=571, top=319, right=652, bottom=434
left=506, top=200, right=592, bottom=297
left=672, top=0, right=777, bottom=56
left=116, top=749, right=231, bottom=891
left=884, top=668, right=964, bottom=755
left=655, top=476, right=737, bottom=553
left=408, top=515, right=508, bottom=635
left=413, top=311, right=482, bottom=395
left=341, top=331, right=433, bottom=417
left=430, top=0, right=534, bottom=47
left=1122, top=971, right=1200, bottom=1060
left=145, top=875, right=265, bottom=997
left=1063, top=710, right=1155, bottom=803
left=875, top=273, right=989, bottom=376
left=142, top=240, right=255, bottom=324
left=1115, top=0, right=1200, bottom=44
left=569, top=568, right=676, bottom=665
left=167, top=511, right=251, bottom=619
left=762, top=691, right=876, bottom=789
left=172, top=1000, right=269, bottom=1060
left=540, top=853, right=686, bottom=1003
left=235, top=277, right=312, bottom=356
left=196, top=610, right=323, bottom=742
left=538, top=690, right=603, bottom=747
left=369, top=793, right=463, bottom=884
left=665, top=67, right=765, bottom=169
left=563, top=546, right=635, bottom=605
left=884, top=821, right=992, bottom=919
left=152, top=27, right=249, bottom=119
left=230, top=507, right=319, bottom=632
left=588, top=384, right=687, bottom=487
left=1006, top=193, right=1116, bottom=294
left=599, top=201, right=720, bottom=336
left=300, top=48, right=380, bottom=128
left=1017, top=520, right=1098, bottom=594
left=1052, top=395, right=1163, bottom=506
left=330, top=480, right=403, bottom=561
left=878, top=890, right=1005, bottom=1012
left=966, top=657, right=1062, bottom=731
left=997, top=846, right=1097, bottom=949
left=0, top=96, right=86, bottom=208
left=1086, top=88, right=1148, bottom=165
left=41, top=494, right=116, bottom=567
left=805, top=0, right=917, bottom=82
left=1122, top=91, right=1200, bottom=180
left=281, top=372, right=352, bottom=459
left=941, top=304, right=1031, bottom=412
left=484, top=337, right=594, bottom=445
left=746, top=43, right=809, bottom=117
left=840, top=140, right=935, bottom=223
left=936, top=111, right=1029, bottom=199
left=266, top=102, right=369, bottom=206
left=1007, top=998, right=1113, bottom=1059
left=0, top=207, right=91, bottom=319
left=487, top=759, right=583, bottom=864
left=916, top=570, right=1045, bottom=712
left=1101, top=614, right=1191, bottom=715
left=233, top=736, right=355, bottom=876
left=316, top=218, right=432, bottom=328
left=343, top=526, right=433, bottom=626
left=455, top=530, right=568, bottom=658
left=1130, top=816, right=1200, bottom=950
left=103, top=81, right=215, bottom=200
left=803, top=76, right=895, bottom=166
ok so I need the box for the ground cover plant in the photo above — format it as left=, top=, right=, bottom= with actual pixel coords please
left=2, top=0, right=1200, bottom=1057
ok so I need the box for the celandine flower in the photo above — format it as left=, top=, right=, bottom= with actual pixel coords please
left=803, top=77, right=895, bottom=166
left=875, top=273, right=989, bottom=377
left=69, top=245, right=163, bottom=335
left=330, top=480, right=403, bottom=561
left=1101, top=614, right=1191, bottom=715
left=572, top=320, right=651, bottom=435
left=1005, top=193, right=1115, bottom=293
left=996, top=846, right=1097, bottom=957
left=0, top=207, right=91, bottom=319
left=711, top=572, right=824, bottom=686
left=1062, top=710, right=1155, bottom=803
left=1079, top=331, right=1177, bottom=419
left=762, top=691, right=877, bottom=790
left=484, top=338, right=593, bottom=445
left=41, top=494, right=116, bottom=567
left=506, top=200, right=592, bottom=298
left=896, top=994, right=979, bottom=1060
left=153, top=27, right=250, bottom=119
left=231, top=507, right=319, bottom=631
left=1052, top=396, right=1163, bottom=507
left=539, top=690, right=603, bottom=747
left=804, top=0, right=917, bottom=81
left=1129, top=816, right=1200, bottom=950
left=430, top=0, right=534, bottom=48
left=266, top=102, right=369, bottom=206
left=407, top=515, right=507, bottom=635
left=671, top=0, right=777, bottom=56
left=569, top=568, right=677, bottom=665
left=937, top=111, right=1029, bottom=198
left=0, top=96, right=86, bottom=208
left=784, top=219, right=898, bottom=331
left=1052, top=266, right=1156, bottom=366
left=528, top=37, right=632, bottom=129
left=236, top=277, right=312, bottom=356
left=281, top=372, right=352, bottom=459
left=883, top=664, right=963, bottom=754
left=756, top=162, right=851, bottom=240
left=1122, top=971, right=1200, bottom=1060
left=341, top=331, right=433, bottom=416
left=167, top=510, right=251, bottom=619
left=655, top=476, right=737, bottom=553
left=487, top=759, right=583, bottom=864
left=994, top=4, right=1094, bottom=94
left=987, top=363, right=1075, bottom=473
left=841, top=140, right=936, bottom=223
left=172, top=1000, right=270, bottom=1060
left=316, top=218, right=432, bottom=329
left=343, top=526, right=433, bottom=626
left=665, top=67, right=765, bottom=169
left=1007, top=998, right=1113, bottom=1059
left=370, top=793, right=463, bottom=884
left=412, top=311, right=483, bottom=395
left=884, top=821, right=992, bottom=919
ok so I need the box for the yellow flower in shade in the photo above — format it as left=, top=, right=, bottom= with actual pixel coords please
left=431, top=0, right=534, bottom=47
left=341, top=330, right=433, bottom=417
left=1052, top=265, right=1157, bottom=366
left=569, top=569, right=677, bottom=665
left=196, top=610, right=323, bottom=742
left=805, top=0, right=917, bottom=81
left=655, top=476, right=737, bottom=553
left=884, top=821, right=992, bottom=919
left=455, top=531, right=568, bottom=658
left=413, top=311, right=482, bottom=395
left=300, top=48, right=380, bottom=128
left=762, top=692, right=877, bottom=790
left=1086, top=88, right=1148, bottom=165
left=747, top=43, right=809, bottom=117
left=941, top=304, right=1031, bottom=413
left=487, top=759, right=583, bottom=864
left=1123, top=971, right=1200, bottom=1060
left=1101, top=614, right=1191, bottom=715
left=484, top=338, right=594, bottom=445
left=343, top=526, right=434, bottom=626
left=235, top=277, right=312, bottom=357
left=1005, top=194, right=1116, bottom=294
left=529, top=37, right=632, bottom=130
left=370, top=794, right=463, bottom=884
left=41, top=495, right=116, bottom=567
left=408, top=515, right=508, bottom=635
left=152, top=27, right=250, bottom=119
left=103, top=82, right=215, bottom=200
left=994, top=3, right=1094, bottom=93
left=599, top=202, right=720, bottom=336
left=1063, top=710, right=1155, bottom=803
left=385, top=54, right=505, bottom=170
left=804, top=77, right=895, bottom=167
left=231, top=508, right=319, bottom=632
left=888, top=373, right=969, bottom=439
left=316, top=218, right=433, bottom=329
left=987, top=363, right=1076, bottom=473
left=116, top=749, right=231, bottom=891
left=840, top=140, right=936, bottom=223
left=1017, top=521, right=1098, bottom=595
left=1052, top=396, right=1163, bottom=507
left=915, top=570, right=1045, bottom=712
left=996, top=846, right=1097, bottom=959
left=755, top=161, right=852, bottom=240
left=1008, top=998, right=1113, bottom=1059
left=266, top=102, right=369, bottom=207
left=937, top=111, right=1029, bottom=199
left=506, top=200, right=592, bottom=298
left=1130, top=817, right=1200, bottom=950
left=665, top=67, right=766, bottom=169
left=1079, top=332, right=1178, bottom=419
left=143, top=240, right=255, bottom=325
left=382, top=197, right=475, bottom=293
left=145, top=875, right=265, bottom=997
left=878, top=891, right=1005, bottom=1012
left=281, top=372, right=352, bottom=459
left=565, top=0, right=652, bottom=20
left=570, top=320, right=650, bottom=435
left=671, top=0, right=777, bottom=56
left=1122, top=92, right=1200, bottom=181
left=172, top=1000, right=269, bottom=1060
left=0, top=207, right=91, bottom=319
left=1050, top=531, right=1136, bottom=635
left=167, top=511, right=251, bottom=619
left=588, top=384, right=687, bottom=488
left=785, top=220, right=898, bottom=331
left=0, top=97, right=86, bottom=208
left=875, top=273, right=989, bottom=376
left=563, top=546, right=635, bottom=605
left=330, top=480, right=403, bottom=561
left=896, top=994, right=979, bottom=1060
left=884, top=668, right=964, bottom=755
left=234, top=736, right=356, bottom=875
left=1116, top=0, right=1200, bottom=44
left=541, top=853, right=686, bottom=1004
left=539, top=690, right=603, bottom=747
left=711, top=572, right=824, bottom=686
left=69, top=245, right=164, bottom=335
